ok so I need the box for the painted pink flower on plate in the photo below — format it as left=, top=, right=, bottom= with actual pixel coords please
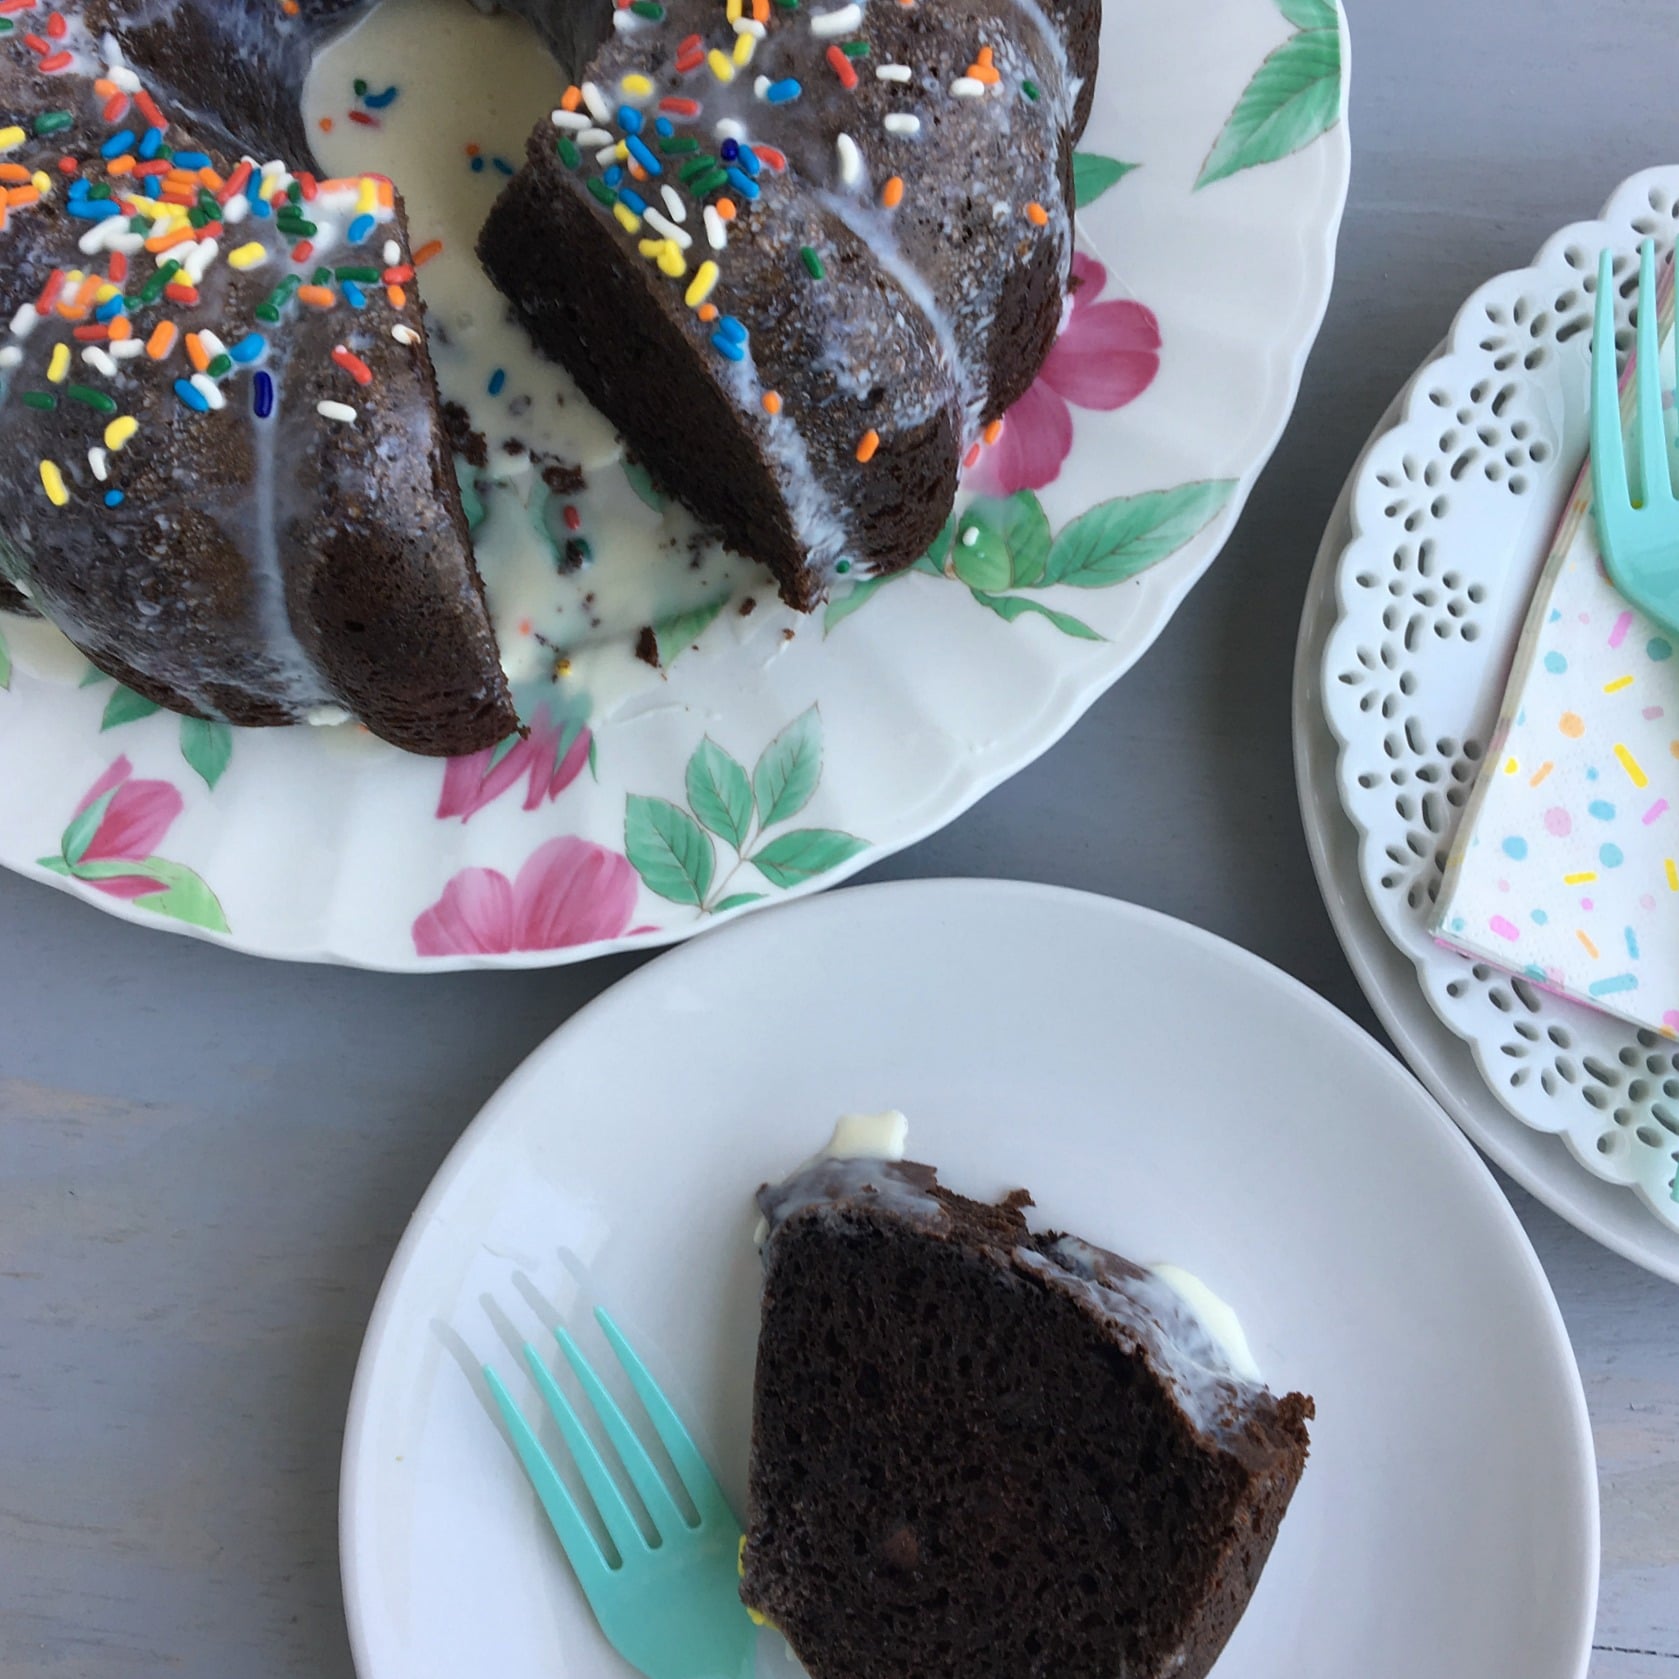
left=974, top=254, right=1162, bottom=496
left=72, top=755, right=184, bottom=897
left=437, top=704, right=592, bottom=823
left=413, top=836, right=640, bottom=956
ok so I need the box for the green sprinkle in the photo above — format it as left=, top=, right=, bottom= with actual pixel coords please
left=630, top=1, right=664, bottom=16
left=0, top=18, right=13, bottom=31
left=659, top=136, right=699, bottom=155
left=207, top=353, right=233, bottom=377
left=67, top=385, right=119, bottom=414
left=586, top=176, right=616, bottom=208
left=127, top=215, right=149, bottom=235
left=333, top=266, right=380, bottom=282
left=255, top=304, right=280, bottom=324
left=187, top=207, right=210, bottom=229
left=280, top=217, right=319, bottom=237
left=679, top=156, right=717, bottom=182
left=689, top=167, right=730, bottom=197
left=1021, top=79, right=1039, bottom=100
left=20, top=391, right=56, bottom=411
left=799, top=245, right=825, bottom=279
left=88, top=181, right=113, bottom=201
left=840, top=39, right=869, bottom=56
left=311, top=265, right=334, bottom=286
left=34, top=110, right=73, bottom=136
left=198, top=190, right=221, bottom=217
left=287, top=180, right=304, bottom=204
left=556, top=136, right=581, bottom=169
left=353, top=77, right=368, bottom=95
left=835, top=558, right=852, bottom=574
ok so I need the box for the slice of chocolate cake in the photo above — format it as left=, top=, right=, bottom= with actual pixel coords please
left=742, top=1141, right=1313, bottom=1679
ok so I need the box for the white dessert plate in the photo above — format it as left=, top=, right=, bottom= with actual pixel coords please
left=0, top=0, right=1350, bottom=969
left=339, top=879, right=1598, bottom=1679
left=1314, top=167, right=1679, bottom=1249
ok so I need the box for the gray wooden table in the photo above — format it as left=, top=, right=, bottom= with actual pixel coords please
left=3, top=1, right=1677, bottom=1674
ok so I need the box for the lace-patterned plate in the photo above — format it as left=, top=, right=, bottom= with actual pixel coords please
left=1323, top=167, right=1679, bottom=1234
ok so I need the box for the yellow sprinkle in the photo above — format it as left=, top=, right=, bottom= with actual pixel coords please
left=0, top=126, right=25, bottom=152
left=357, top=176, right=379, bottom=215
left=620, top=72, right=654, bottom=99
left=1563, top=872, right=1597, bottom=886
left=1576, top=930, right=1599, bottom=959
left=637, top=237, right=663, bottom=259
left=228, top=241, right=268, bottom=271
left=1503, top=756, right=1519, bottom=776
left=708, top=47, right=736, bottom=81
left=612, top=202, right=641, bottom=233
left=46, top=343, right=70, bottom=384
left=733, top=28, right=755, bottom=64
left=657, top=243, right=686, bottom=278
left=1614, top=743, right=1648, bottom=789
left=615, top=139, right=630, bottom=160
left=1528, top=761, right=1554, bottom=788
left=30, top=170, right=50, bottom=196
left=94, top=282, right=120, bottom=304
left=1604, top=674, right=1634, bottom=694
left=726, top=0, right=742, bottom=16
left=38, top=459, right=67, bottom=507
left=685, top=259, right=719, bottom=308
left=258, top=173, right=280, bottom=202
left=1667, top=858, right=1678, bottom=893
left=104, top=416, right=138, bottom=452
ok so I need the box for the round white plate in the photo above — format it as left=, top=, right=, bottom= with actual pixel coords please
left=1296, top=374, right=1679, bottom=1282
left=0, top=0, right=1350, bottom=970
left=1317, top=168, right=1679, bottom=1239
left=340, top=879, right=1598, bottom=1679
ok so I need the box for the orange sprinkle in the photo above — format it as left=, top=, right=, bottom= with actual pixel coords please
left=318, top=115, right=334, bottom=132
left=108, top=316, right=132, bottom=342
left=0, top=204, right=8, bottom=234
left=199, top=168, right=224, bottom=191
left=375, top=178, right=394, bottom=208
left=385, top=283, right=407, bottom=309
left=106, top=156, right=134, bottom=176
left=145, top=223, right=195, bottom=254
left=412, top=239, right=443, bottom=267
left=762, top=390, right=782, bottom=415
left=561, top=84, right=584, bottom=111
left=881, top=175, right=903, bottom=208
left=855, top=428, right=880, bottom=464
left=752, top=0, right=769, bottom=16
left=464, top=142, right=481, bottom=157
left=715, top=197, right=736, bottom=221
left=0, top=165, right=29, bottom=184
left=185, top=332, right=210, bottom=373
left=94, top=76, right=116, bottom=96
left=1024, top=200, right=1048, bottom=226
left=697, top=302, right=719, bottom=322
left=983, top=418, right=1003, bottom=445
left=297, top=284, right=337, bottom=309
left=963, top=442, right=981, bottom=468
left=518, top=617, right=534, bottom=637
left=280, top=0, right=300, bottom=15
left=145, top=320, right=177, bottom=360
left=5, top=184, right=39, bottom=207
left=628, top=158, right=648, bottom=182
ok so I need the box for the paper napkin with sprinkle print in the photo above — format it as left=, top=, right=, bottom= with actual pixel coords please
left=1433, top=310, right=1679, bottom=1036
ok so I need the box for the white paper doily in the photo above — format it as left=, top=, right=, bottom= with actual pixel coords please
left=1322, top=167, right=1679, bottom=1231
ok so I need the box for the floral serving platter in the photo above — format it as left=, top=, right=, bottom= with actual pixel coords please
left=0, top=0, right=1349, bottom=969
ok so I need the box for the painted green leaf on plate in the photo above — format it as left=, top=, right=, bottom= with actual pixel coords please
left=752, top=705, right=822, bottom=829
left=751, top=827, right=869, bottom=888
left=78, top=664, right=107, bottom=688
left=1043, top=480, right=1235, bottom=588
left=626, top=794, right=715, bottom=906
left=67, top=856, right=230, bottom=933
left=60, top=785, right=118, bottom=868
left=179, top=717, right=233, bottom=790
left=1274, top=0, right=1338, bottom=29
left=713, top=892, right=766, bottom=913
left=823, top=572, right=896, bottom=634
left=1072, top=153, right=1138, bottom=208
left=1196, top=27, right=1341, bottom=190
left=653, top=595, right=727, bottom=667
left=101, top=685, right=163, bottom=730
left=968, top=590, right=1103, bottom=641
left=686, top=737, right=754, bottom=853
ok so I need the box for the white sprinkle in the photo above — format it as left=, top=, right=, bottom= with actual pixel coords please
left=581, top=81, right=611, bottom=123
left=961, top=524, right=979, bottom=546
left=81, top=346, right=118, bottom=378
left=317, top=399, right=358, bottom=424
left=754, top=74, right=772, bottom=100
left=99, top=32, right=124, bottom=65
left=182, top=238, right=219, bottom=286
left=951, top=76, right=985, bottom=97
left=836, top=131, right=862, bottom=187
left=595, top=143, right=621, bottom=167
left=261, top=159, right=287, bottom=179
left=713, top=117, right=746, bottom=142
left=106, top=65, right=141, bottom=93
left=0, top=345, right=20, bottom=369
left=876, top=62, right=913, bottom=81
left=391, top=324, right=421, bottom=346
left=550, top=108, right=592, bottom=130
left=200, top=331, right=227, bottom=360
left=221, top=195, right=249, bottom=225
left=191, top=373, right=226, bottom=412
left=644, top=207, right=692, bottom=248
left=733, top=17, right=766, bottom=35
left=384, top=239, right=402, bottom=266
left=883, top=112, right=921, bottom=136
left=87, top=447, right=108, bottom=483
left=660, top=183, right=687, bottom=222
left=611, top=7, right=639, bottom=28
left=809, top=2, right=862, bottom=35
left=704, top=203, right=727, bottom=251
left=109, top=340, right=144, bottom=360
left=577, top=126, right=614, bottom=147
left=77, top=226, right=112, bottom=257
left=10, top=304, right=40, bottom=339
left=108, top=232, right=144, bottom=256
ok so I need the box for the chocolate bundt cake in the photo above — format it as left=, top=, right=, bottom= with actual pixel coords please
left=479, top=0, right=1099, bottom=608
left=743, top=1147, right=1314, bottom=1679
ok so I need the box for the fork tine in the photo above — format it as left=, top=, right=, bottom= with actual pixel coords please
left=594, top=1308, right=737, bottom=1526
left=1593, top=248, right=1633, bottom=519
left=484, top=1364, right=616, bottom=1579
left=1636, top=239, right=1672, bottom=507
left=521, top=1341, right=652, bottom=1558
left=556, top=1327, right=695, bottom=1535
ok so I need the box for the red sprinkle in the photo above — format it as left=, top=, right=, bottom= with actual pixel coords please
left=164, top=280, right=199, bottom=305
left=291, top=239, right=314, bottom=262
left=101, top=93, right=129, bottom=122
left=297, top=171, right=318, bottom=200
left=107, top=251, right=128, bottom=283
left=331, top=345, right=374, bottom=385
left=55, top=153, right=76, bottom=173
left=217, top=158, right=253, bottom=203
left=563, top=504, right=581, bottom=531
left=825, top=44, right=858, bottom=88
left=382, top=263, right=415, bottom=283
left=23, top=32, right=48, bottom=52
left=136, top=88, right=167, bottom=130
left=38, top=48, right=70, bottom=71
left=0, top=1, right=39, bottom=13
left=347, top=110, right=379, bottom=127
left=658, top=96, right=701, bottom=116
left=71, top=323, right=110, bottom=341
left=753, top=144, right=787, bottom=171
left=35, top=267, right=64, bottom=313
left=44, top=8, right=65, bottom=35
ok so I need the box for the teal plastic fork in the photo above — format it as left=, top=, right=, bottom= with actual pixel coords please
left=485, top=1307, right=758, bottom=1679
left=1592, top=239, right=1679, bottom=637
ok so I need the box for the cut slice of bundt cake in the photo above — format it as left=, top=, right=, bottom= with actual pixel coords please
left=479, top=0, right=1100, bottom=609
left=742, top=1147, right=1313, bottom=1679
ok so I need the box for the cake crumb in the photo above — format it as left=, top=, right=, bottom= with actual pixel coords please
left=739, top=596, right=757, bottom=617
left=635, top=625, right=659, bottom=668
left=441, top=401, right=487, bottom=468
left=541, top=460, right=587, bottom=495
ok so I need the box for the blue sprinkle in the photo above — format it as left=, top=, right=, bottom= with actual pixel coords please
left=470, top=155, right=485, bottom=172
left=1544, top=650, right=1567, bottom=674
left=719, top=137, right=740, bottom=161
left=1650, top=637, right=1673, bottom=662
left=617, top=186, right=647, bottom=214
left=1601, top=842, right=1625, bottom=868
left=94, top=295, right=126, bottom=321
left=735, top=143, right=761, bottom=176
left=488, top=367, right=507, bottom=396
left=1532, top=909, right=1549, bottom=925
left=249, top=195, right=271, bottom=219
left=1588, top=973, right=1639, bottom=998
left=253, top=370, right=275, bottom=419
left=362, top=84, right=401, bottom=109
left=137, top=126, right=163, bottom=160
left=174, top=377, right=211, bottom=413
left=347, top=212, right=376, bottom=242
left=343, top=279, right=367, bottom=309
left=492, top=155, right=515, bottom=176
left=1627, top=925, right=1641, bottom=960
left=228, top=333, right=266, bottom=364
left=603, top=164, right=625, bottom=187
left=765, top=77, right=801, bottom=103
left=1588, top=799, right=1616, bottom=821
left=711, top=330, right=746, bottom=362
left=625, top=135, right=661, bottom=175
left=1502, top=836, right=1527, bottom=860
left=172, top=150, right=211, bottom=169
left=654, top=116, right=674, bottom=137
left=716, top=314, right=747, bottom=344
left=69, top=200, right=123, bottom=222
left=103, top=489, right=125, bottom=508
left=617, top=105, right=644, bottom=134
left=99, top=129, right=137, bottom=159
left=68, top=176, right=90, bottom=198
left=724, top=167, right=760, bottom=200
